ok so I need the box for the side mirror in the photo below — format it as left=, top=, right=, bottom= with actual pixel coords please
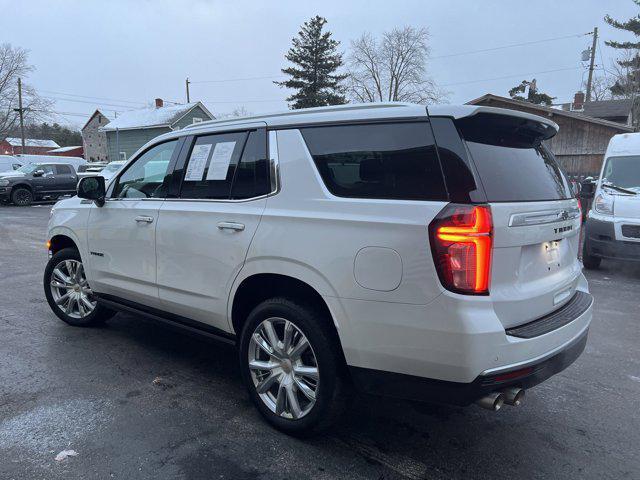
left=77, top=176, right=106, bottom=207
left=33, top=169, right=44, bottom=177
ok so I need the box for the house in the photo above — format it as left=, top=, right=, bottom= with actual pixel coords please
left=81, top=110, right=112, bottom=162
left=101, top=99, right=214, bottom=161
left=47, top=145, right=84, bottom=158
left=0, top=137, right=59, bottom=155
left=557, top=92, right=637, bottom=126
left=466, top=94, right=634, bottom=176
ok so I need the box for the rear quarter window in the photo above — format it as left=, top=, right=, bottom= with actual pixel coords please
left=300, top=122, right=447, bottom=201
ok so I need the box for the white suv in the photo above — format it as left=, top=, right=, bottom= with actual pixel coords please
left=44, top=103, right=592, bottom=434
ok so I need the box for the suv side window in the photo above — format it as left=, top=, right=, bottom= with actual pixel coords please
left=230, top=129, right=270, bottom=199
left=55, top=164, right=73, bottom=175
left=301, top=122, right=448, bottom=201
left=112, top=140, right=178, bottom=199
left=180, top=131, right=248, bottom=199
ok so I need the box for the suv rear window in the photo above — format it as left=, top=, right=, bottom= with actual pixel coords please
left=456, top=113, right=570, bottom=202
left=301, top=123, right=447, bottom=201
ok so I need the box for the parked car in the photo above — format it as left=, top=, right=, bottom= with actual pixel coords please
left=78, top=162, right=107, bottom=173
left=0, top=155, right=24, bottom=173
left=44, top=103, right=592, bottom=434
left=15, top=154, right=86, bottom=172
left=0, top=162, right=78, bottom=206
left=98, top=160, right=126, bottom=183
left=583, top=133, right=640, bottom=269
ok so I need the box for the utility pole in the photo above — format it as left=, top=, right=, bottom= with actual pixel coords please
left=185, top=77, right=191, bottom=103
left=586, top=27, right=598, bottom=102
left=15, top=78, right=26, bottom=155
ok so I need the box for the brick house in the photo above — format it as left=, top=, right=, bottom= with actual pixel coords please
left=0, top=137, right=59, bottom=155
left=101, top=99, right=214, bottom=162
left=81, top=110, right=112, bottom=162
left=467, top=94, right=634, bottom=176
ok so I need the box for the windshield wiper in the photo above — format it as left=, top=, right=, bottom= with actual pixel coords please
left=602, top=182, right=638, bottom=195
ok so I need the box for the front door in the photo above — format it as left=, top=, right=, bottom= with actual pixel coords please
left=86, top=139, right=180, bottom=307
left=156, top=128, right=270, bottom=330
left=31, top=164, right=56, bottom=197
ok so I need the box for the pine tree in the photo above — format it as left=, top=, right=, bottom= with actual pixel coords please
left=508, top=79, right=555, bottom=106
left=605, top=3, right=640, bottom=97
left=275, top=16, right=348, bottom=109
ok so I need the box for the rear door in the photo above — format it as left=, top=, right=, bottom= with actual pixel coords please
left=440, top=113, right=582, bottom=328
left=155, top=125, right=270, bottom=330
left=53, top=164, right=78, bottom=193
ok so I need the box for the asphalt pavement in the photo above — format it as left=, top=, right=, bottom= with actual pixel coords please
left=1, top=204, right=639, bottom=480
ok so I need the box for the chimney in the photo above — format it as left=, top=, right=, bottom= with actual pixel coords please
left=573, top=91, right=585, bottom=111
left=155, top=98, right=164, bottom=108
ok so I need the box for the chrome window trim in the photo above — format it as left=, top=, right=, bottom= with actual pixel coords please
left=268, top=130, right=280, bottom=195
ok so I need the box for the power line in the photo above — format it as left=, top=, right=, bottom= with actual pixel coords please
left=39, top=89, right=145, bottom=106
left=200, top=98, right=286, bottom=104
left=42, top=95, right=141, bottom=110
left=431, top=32, right=592, bottom=60
left=440, top=66, right=582, bottom=87
left=190, top=75, right=285, bottom=84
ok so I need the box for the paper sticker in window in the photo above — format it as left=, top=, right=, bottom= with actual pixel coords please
left=206, top=141, right=236, bottom=180
left=185, top=143, right=212, bottom=181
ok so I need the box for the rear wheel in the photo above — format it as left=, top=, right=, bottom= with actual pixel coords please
left=582, top=253, right=601, bottom=270
left=582, top=239, right=601, bottom=270
left=11, top=187, right=33, bottom=206
left=44, top=247, right=115, bottom=326
left=239, top=297, right=347, bottom=436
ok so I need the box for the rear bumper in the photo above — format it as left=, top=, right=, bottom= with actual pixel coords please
left=586, top=216, right=640, bottom=262
left=350, top=327, right=588, bottom=406
left=326, top=275, right=592, bottom=405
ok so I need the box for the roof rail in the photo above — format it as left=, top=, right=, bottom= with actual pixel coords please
left=183, top=102, right=416, bottom=130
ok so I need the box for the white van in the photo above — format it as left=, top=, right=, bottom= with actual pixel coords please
left=15, top=154, right=86, bottom=172
left=584, top=132, right=640, bottom=268
left=0, top=155, right=24, bottom=173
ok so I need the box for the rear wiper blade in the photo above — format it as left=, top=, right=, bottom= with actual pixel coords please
left=602, top=183, right=638, bottom=195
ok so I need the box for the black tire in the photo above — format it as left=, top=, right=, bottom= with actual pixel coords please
left=44, top=247, right=115, bottom=327
left=583, top=253, right=601, bottom=270
left=11, top=187, right=33, bottom=206
left=239, top=297, right=347, bottom=436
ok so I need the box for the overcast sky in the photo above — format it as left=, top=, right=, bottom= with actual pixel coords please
left=2, top=0, right=639, bottom=128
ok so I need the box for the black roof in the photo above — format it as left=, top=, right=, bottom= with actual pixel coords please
left=582, top=99, right=633, bottom=119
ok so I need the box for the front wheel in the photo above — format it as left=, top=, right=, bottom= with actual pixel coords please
left=43, top=247, right=115, bottom=326
left=239, top=298, right=347, bottom=436
left=11, top=187, right=33, bottom=206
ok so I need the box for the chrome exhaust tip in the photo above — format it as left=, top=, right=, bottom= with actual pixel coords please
left=502, top=387, right=525, bottom=406
left=475, top=392, right=505, bottom=411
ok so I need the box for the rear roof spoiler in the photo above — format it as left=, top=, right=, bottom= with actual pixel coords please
left=428, top=105, right=559, bottom=134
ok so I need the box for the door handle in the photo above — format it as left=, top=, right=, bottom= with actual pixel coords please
left=217, top=221, right=245, bottom=231
left=135, top=215, right=154, bottom=224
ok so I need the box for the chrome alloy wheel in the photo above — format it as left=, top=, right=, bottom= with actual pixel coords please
left=248, top=317, right=319, bottom=420
left=49, top=259, right=96, bottom=319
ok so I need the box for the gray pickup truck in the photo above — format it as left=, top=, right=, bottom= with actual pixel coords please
left=0, top=162, right=78, bottom=206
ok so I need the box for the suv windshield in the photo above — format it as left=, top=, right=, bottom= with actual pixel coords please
left=602, top=156, right=640, bottom=192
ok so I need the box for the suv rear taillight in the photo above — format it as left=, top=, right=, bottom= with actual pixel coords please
left=429, top=204, right=492, bottom=295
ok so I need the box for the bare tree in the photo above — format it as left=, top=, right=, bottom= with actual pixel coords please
left=347, top=26, right=447, bottom=104
left=0, top=43, right=51, bottom=140
left=217, top=106, right=252, bottom=119
left=588, top=75, right=614, bottom=101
